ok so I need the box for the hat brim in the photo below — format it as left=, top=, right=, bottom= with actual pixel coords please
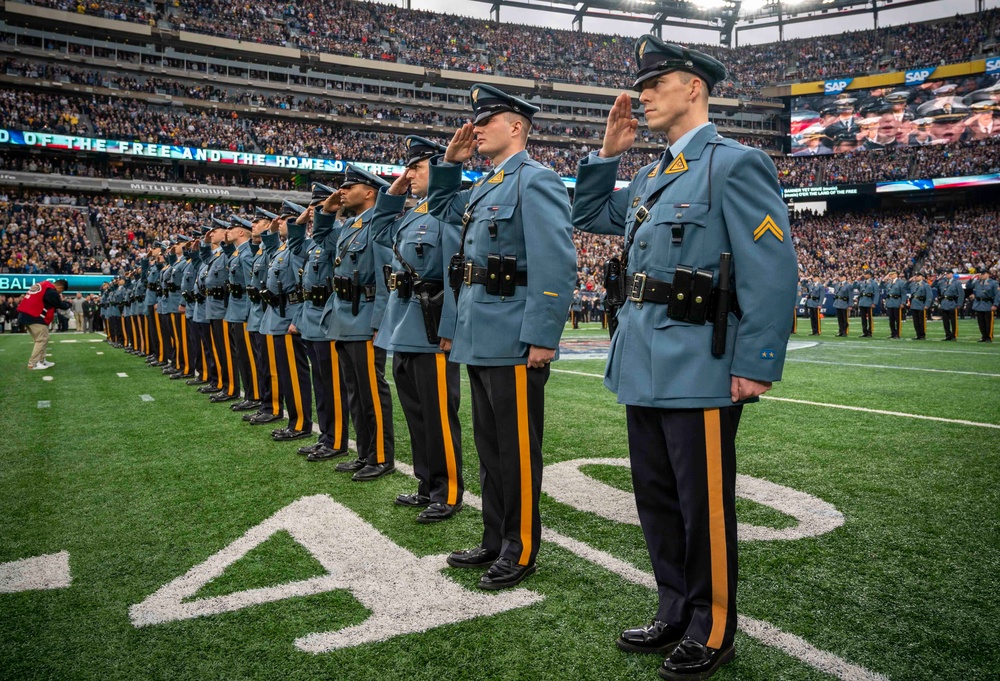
left=632, top=65, right=715, bottom=92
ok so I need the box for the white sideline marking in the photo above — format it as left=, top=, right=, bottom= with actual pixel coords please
left=88, top=339, right=102, bottom=343
left=37, top=401, right=50, bottom=409
left=551, top=369, right=1000, bottom=428
left=129, top=495, right=542, bottom=653
left=59, top=340, right=78, bottom=344
left=42, top=376, right=53, bottom=382
left=821, top=341, right=996, bottom=356
left=140, top=395, right=155, bottom=402
left=45, top=353, right=52, bottom=357
left=117, top=373, right=128, bottom=378
left=543, top=458, right=844, bottom=541
left=392, top=462, right=882, bottom=681
left=761, top=396, right=1000, bottom=429
left=786, top=358, right=1000, bottom=378
left=0, top=551, right=71, bottom=593
left=96, top=352, right=104, bottom=355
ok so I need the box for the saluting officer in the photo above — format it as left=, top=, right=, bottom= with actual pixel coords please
left=937, top=270, right=964, bottom=341
left=971, top=270, right=1000, bottom=342
left=291, top=186, right=352, bottom=462
left=572, top=37, right=797, bottom=680
left=181, top=232, right=210, bottom=385
left=261, top=208, right=313, bottom=440
left=168, top=237, right=195, bottom=379
left=203, top=217, right=240, bottom=402
left=884, top=270, right=906, bottom=339
left=157, top=240, right=180, bottom=375
left=856, top=272, right=877, bottom=337
left=193, top=227, right=221, bottom=392
left=806, top=276, right=824, bottom=335
left=224, top=216, right=261, bottom=413
left=429, top=84, right=576, bottom=589
left=323, top=165, right=396, bottom=481
left=372, top=135, right=464, bottom=521
left=141, top=247, right=163, bottom=364
left=246, top=214, right=285, bottom=425
left=571, top=288, right=583, bottom=328
left=908, top=273, right=933, bottom=340
left=833, top=275, right=852, bottom=336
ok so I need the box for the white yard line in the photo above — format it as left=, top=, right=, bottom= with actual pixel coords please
left=786, top=358, right=1000, bottom=378
left=818, top=341, right=997, bottom=356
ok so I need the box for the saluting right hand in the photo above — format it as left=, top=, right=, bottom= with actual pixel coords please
left=600, top=92, right=639, bottom=158
left=387, top=171, right=412, bottom=197
left=444, top=123, right=476, bottom=164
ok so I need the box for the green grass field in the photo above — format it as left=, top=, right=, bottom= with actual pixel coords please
left=1, top=317, right=998, bottom=681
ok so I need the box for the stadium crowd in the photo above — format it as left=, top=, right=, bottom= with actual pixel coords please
left=0, top=198, right=101, bottom=274
left=922, top=206, right=1000, bottom=274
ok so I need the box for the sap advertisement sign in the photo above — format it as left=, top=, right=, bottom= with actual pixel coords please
left=823, top=79, right=853, bottom=94
left=904, top=68, right=935, bottom=85
left=986, top=57, right=1000, bottom=75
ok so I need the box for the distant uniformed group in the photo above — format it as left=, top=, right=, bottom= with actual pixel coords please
left=793, top=268, right=1000, bottom=341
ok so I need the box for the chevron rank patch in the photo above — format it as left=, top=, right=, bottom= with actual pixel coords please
left=487, top=169, right=505, bottom=184
left=663, top=153, right=688, bottom=174
left=414, top=203, right=429, bottom=214
left=352, top=218, right=363, bottom=229
left=753, top=215, right=784, bottom=242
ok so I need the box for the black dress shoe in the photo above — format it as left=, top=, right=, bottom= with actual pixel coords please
left=273, top=428, right=312, bottom=441
left=210, top=393, right=240, bottom=403
left=417, top=502, right=463, bottom=523
left=307, top=446, right=349, bottom=462
left=249, top=412, right=283, bottom=425
left=170, top=372, right=193, bottom=380
left=658, top=638, right=734, bottom=680
left=231, top=400, right=260, bottom=412
left=151, top=360, right=167, bottom=367
left=446, top=546, right=500, bottom=569
left=395, top=493, right=431, bottom=507
left=335, top=458, right=367, bottom=472
left=352, top=463, right=396, bottom=481
left=197, top=385, right=220, bottom=394
left=478, top=557, right=536, bottom=590
left=185, top=378, right=208, bottom=385
left=617, top=620, right=685, bottom=655
left=297, top=442, right=321, bottom=455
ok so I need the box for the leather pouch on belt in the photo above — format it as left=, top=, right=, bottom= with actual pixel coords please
left=687, top=269, right=714, bottom=325
left=668, top=266, right=692, bottom=320
left=486, top=253, right=502, bottom=295
left=500, top=255, right=517, bottom=297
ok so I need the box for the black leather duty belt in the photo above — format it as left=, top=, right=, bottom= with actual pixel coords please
left=626, top=272, right=739, bottom=323
left=462, top=263, right=528, bottom=287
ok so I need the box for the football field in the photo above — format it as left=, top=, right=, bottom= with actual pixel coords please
left=1, top=318, right=998, bottom=681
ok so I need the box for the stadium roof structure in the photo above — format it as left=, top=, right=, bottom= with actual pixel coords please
left=463, top=0, right=960, bottom=45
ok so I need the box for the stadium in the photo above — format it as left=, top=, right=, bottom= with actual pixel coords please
left=0, top=0, right=998, bottom=678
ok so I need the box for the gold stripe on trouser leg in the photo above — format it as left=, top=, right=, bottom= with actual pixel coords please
left=142, top=315, right=149, bottom=353
left=244, top=324, right=259, bottom=400
left=209, top=324, right=223, bottom=389
left=329, top=343, right=344, bottom=449
left=365, top=341, right=386, bottom=464
left=154, top=313, right=165, bottom=360
left=285, top=335, right=305, bottom=431
left=703, top=408, right=729, bottom=650
left=266, top=335, right=280, bottom=415
left=170, top=315, right=180, bottom=366
left=514, top=365, right=532, bottom=566
left=991, top=311, right=995, bottom=341
left=435, top=353, right=459, bottom=505
left=181, top=316, right=189, bottom=373
left=222, top=322, right=235, bottom=395
left=200, top=341, right=207, bottom=379
left=953, top=310, right=958, bottom=339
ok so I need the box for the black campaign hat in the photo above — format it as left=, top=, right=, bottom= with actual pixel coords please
left=470, top=83, right=540, bottom=124
left=340, top=164, right=390, bottom=190
left=632, top=34, right=727, bottom=92
left=403, top=135, right=447, bottom=166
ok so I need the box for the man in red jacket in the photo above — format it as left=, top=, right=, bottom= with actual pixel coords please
left=17, top=279, right=70, bottom=370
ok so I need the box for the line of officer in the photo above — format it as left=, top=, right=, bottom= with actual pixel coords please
left=907, top=273, right=934, bottom=340
left=167, top=236, right=195, bottom=379
left=832, top=275, right=852, bottom=336
left=970, top=270, right=1000, bottom=342
left=193, top=226, right=221, bottom=393
left=934, top=269, right=964, bottom=341
left=323, top=166, right=396, bottom=480
left=225, top=216, right=262, bottom=413
left=156, top=240, right=181, bottom=376
left=806, top=276, right=824, bottom=335
left=245, top=213, right=285, bottom=425
left=884, top=270, right=906, bottom=339
left=572, top=37, right=797, bottom=680
left=204, top=217, right=240, bottom=403
left=289, top=188, right=352, bottom=462
left=429, top=84, right=576, bottom=589
left=141, top=246, right=164, bottom=365
left=180, top=231, right=211, bottom=385
left=372, top=135, right=464, bottom=522
left=855, top=272, right=878, bottom=337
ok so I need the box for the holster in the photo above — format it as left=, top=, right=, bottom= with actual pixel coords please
left=448, top=253, right=464, bottom=301
left=413, top=279, right=445, bottom=344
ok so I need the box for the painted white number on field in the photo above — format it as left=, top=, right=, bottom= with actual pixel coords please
left=129, top=495, right=542, bottom=652
left=542, top=458, right=844, bottom=541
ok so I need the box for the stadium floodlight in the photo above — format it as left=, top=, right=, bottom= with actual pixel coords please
left=690, top=0, right=728, bottom=8
left=742, top=0, right=767, bottom=10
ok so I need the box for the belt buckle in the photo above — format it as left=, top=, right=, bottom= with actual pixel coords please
left=462, top=211, right=472, bottom=227
left=634, top=206, right=649, bottom=224
left=387, top=273, right=398, bottom=291
left=463, top=262, right=474, bottom=286
left=628, top=272, right=647, bottom=302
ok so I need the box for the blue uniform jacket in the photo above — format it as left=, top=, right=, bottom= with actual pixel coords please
left=972, top=278, right=1000, bottom=311
left=193, top=242, right=212, bottom=324
left=833, top=282, right=852, bottom=309
left=247, top=237, right=275, bottom=333
left=806, top=283, right=824, bottom=308
left=427, top=149, right=576, bottom=366
left=179, top=256, right=199, bottom=320
left=296, top=210, right=340, bottom=341
left=938, top=278, right=965, bottom=310
left=371, top=190, right=459, bottom=353
left=162, top=255, right=183, bottom=314
left=320, top=206, right=384, bottom=342
left=261, top=228, right=305, bottom=336
left=142, top=260, right=160, bottom=311
left=884, top=279, right=906, bottom=308
left=856, top=279, right=878, bottom=307
left=908, top=281, right=934, bottom=310
left=572, top=124, right=798, bottom=409
left=203, top=246, right=230, bottom=321
left=224, top=240, right=254, bottom=324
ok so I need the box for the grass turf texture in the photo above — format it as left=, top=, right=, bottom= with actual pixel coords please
left=0, top=322, right=997, bottom=681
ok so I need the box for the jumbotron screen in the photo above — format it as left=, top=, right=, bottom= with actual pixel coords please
left=789, top=73, right=1000, bottom=155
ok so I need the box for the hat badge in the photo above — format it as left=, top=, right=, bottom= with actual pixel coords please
left=943, top=102, right=952, bottom=113
left=638, top=40, right=647, bottom=59
left=685, top=60, right=693, bottom=67
left=472, top=88, right=480, bottom=103
left=405, top=138, right=411, bottom=147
